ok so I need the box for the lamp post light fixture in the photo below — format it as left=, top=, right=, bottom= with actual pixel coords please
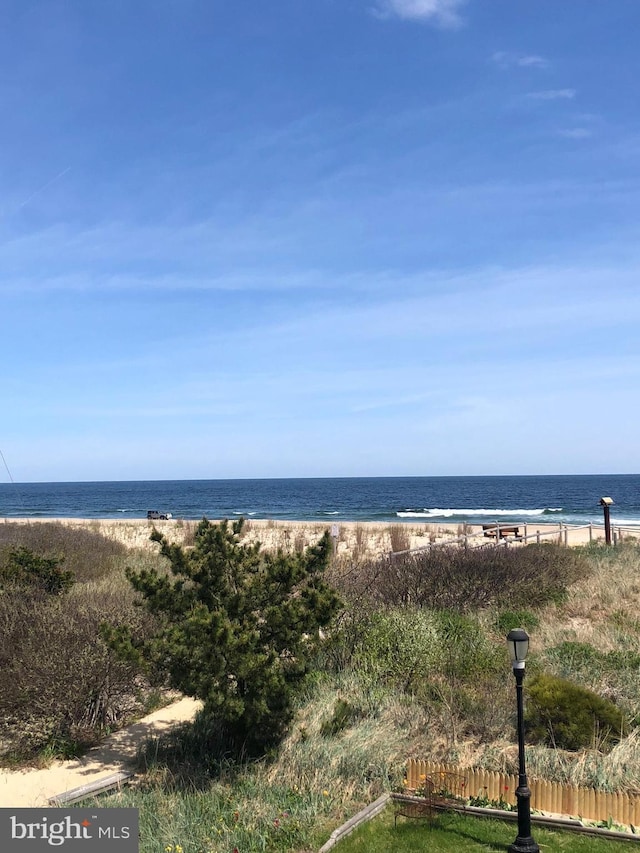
left=507, top=628, right=539, bottom=853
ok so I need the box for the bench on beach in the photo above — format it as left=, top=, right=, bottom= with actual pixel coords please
left=482, top=524, right=521, bottom=540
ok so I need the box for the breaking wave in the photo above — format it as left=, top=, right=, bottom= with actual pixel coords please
left=396, top=507, right=563, bottom=519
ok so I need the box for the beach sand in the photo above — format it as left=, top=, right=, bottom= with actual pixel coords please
left=0, top=515, right=618, bottom=554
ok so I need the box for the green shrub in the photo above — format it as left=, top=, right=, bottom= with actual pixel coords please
left=105, top=518, right=341, bottom=758
left=0, top=547, right=74, bottom=595
left=324, top=608, right=503, bottom=690
left=493, top=610, right=540, bottom=637
left=541, top=641, right=640, bottom=719
left=319, top=607, right=511, bottom=745
left=0, top=522, right=126, bottom=583
left=349, top=608, right=441, bottom=687
left=525, top=672, right=628, bottom=751
left=433, top=611, right=503, bottom=681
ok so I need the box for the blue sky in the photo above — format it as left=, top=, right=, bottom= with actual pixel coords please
left=2, top=0, right=639, bottom=482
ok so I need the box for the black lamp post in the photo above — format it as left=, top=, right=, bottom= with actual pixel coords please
left=506, top=628, right=539, bottom=853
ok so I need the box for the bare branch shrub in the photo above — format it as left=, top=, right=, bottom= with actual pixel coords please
left=0, top=522, right=160, bottom=761
left=334, top=544, right=589, bottom=612
left=0, top=585, right=157, bottom=760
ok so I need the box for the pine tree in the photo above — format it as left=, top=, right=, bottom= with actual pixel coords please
left=105, top=518, right=340, bottom=756
left=1, top=546, right=74, bottom=595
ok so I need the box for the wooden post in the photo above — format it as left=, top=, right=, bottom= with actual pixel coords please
left=602, top=500, right=612, bottom=545
left=330, top=524, right=339, bottom=561
left=589, top=523, right=593, bottom=542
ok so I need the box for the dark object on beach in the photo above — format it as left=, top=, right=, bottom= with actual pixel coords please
left=483, top=524, right=522, bottom=540
left=147, top=510, right=172, bottom=520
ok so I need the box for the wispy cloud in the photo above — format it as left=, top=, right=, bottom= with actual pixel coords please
left=559, top=127, right=592, bottom=139
left=492, top=51, right=549, bottom=70
left=528, top=88, right=576, bottom=100
left=518, top=55, right=548, bottom=68
left=373, top=0, right=467, bottom=27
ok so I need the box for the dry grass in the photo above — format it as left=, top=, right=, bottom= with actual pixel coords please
left=522, top=729, right=640, bottom=791
left=535, top=544, right=640, bottom=653
left=267, top=673, right=430, bottom=804
left=388, top=525, right=411, bottom=553
left=4, top=518, right=464, bottom=562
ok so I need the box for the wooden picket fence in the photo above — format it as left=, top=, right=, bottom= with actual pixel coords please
left=406, top=759, right=640, bottom=826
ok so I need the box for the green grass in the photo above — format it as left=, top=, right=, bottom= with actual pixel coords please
left=89, top=779, right=340, bottom=853
left=336, top=807, right=634, bottom=852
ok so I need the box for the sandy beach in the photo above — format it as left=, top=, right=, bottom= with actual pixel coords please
left=0, top=515, right=620, bottom=554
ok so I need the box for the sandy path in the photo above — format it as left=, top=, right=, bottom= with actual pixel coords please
left=0, top=697, right=202, bottom=808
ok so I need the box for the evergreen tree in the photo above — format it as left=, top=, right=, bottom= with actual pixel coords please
left=105, top=518, right=340, bottom=756
left=1, top=546, right=74, bottom=595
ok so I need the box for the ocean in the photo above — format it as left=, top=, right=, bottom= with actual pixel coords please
left=0, top=475, right=639, bottom=527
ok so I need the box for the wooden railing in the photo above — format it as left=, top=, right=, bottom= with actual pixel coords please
left=390, top=522, right=639, bottom=557
left=406, top=759, right=640, bottom=826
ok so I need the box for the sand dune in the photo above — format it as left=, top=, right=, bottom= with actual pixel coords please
left=1, top=515, right=619, bottom=556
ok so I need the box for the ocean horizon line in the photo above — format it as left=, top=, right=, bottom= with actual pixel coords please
left=2, top=472, right=639, bottom=487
